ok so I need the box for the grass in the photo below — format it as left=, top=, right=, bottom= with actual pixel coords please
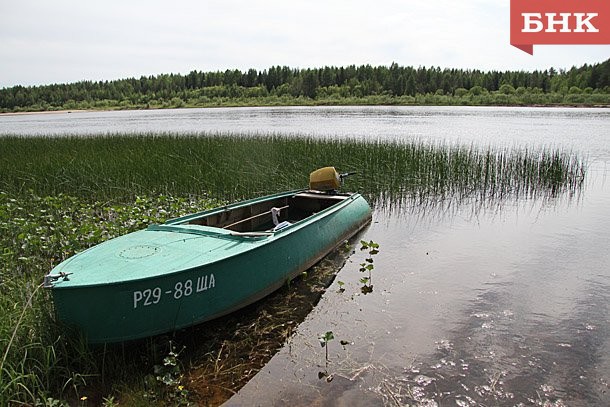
left=0, top=133, right=586, bottom=405
left=0, top=193, right=221, bottom=405
left=0, top=133, right=585, bottom=204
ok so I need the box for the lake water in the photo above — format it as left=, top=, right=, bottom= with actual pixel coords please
left=2, top=106, right=609, bottom=405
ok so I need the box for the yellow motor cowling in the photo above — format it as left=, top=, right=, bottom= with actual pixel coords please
left=309, top=167, right=341, bottom=191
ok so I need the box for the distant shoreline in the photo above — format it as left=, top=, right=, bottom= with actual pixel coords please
left=2, top=61, right=608, bottom=117
left=1, top=103, right=608, bottom=117
left=0, top=109, right=90, bottom=116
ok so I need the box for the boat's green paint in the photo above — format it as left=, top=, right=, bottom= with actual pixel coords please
left=48, top=190, right=371, bottom=343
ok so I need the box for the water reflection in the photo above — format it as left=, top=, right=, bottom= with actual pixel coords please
left=370, top=170, right=585, bottom=226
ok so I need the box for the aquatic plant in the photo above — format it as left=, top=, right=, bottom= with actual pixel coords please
left=318, top=331, right=335, bottom=365
left=318, top=331, right=335, bottom=381
left=358, top=239, right=379, bottom=294
left=0, top=134, right=586, bottom=208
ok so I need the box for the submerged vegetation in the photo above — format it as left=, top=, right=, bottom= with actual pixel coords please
left=0, top=133, right=587, bottom=404
left=1, top=59, right=609, bottom=112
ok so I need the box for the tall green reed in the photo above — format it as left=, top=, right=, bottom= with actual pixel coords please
left=0, top=133, right=586, bottom=205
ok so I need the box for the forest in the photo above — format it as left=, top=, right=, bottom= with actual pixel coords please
left=1, top=59, right=609, bottom=112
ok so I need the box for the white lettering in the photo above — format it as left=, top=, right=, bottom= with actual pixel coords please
left=143, top=289, right=153, bottom=306
left=197, top=275, right=208, bottom=292
left=184, top=279, right=193, bottom=296
left=133, top=275, right=216, bottom=309
left=523, top=12, right=600, bottom=34
left=152, top=287, right=161, bottom=304
left=573, top=13, right=599, bottom=32
left=133, top=291, right=143, bottom=308
left=174, top=282, right=183, bottom=299
left=196, top=274, right=216, bottom=291
left=522, top=13, right=543, bottom=33
left=545, top=13, right=572, bottom=33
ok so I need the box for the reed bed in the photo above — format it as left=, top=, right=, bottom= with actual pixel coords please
left=0, top=133, right=586, bottom=404
left=0, top=133, right=586, bottom=204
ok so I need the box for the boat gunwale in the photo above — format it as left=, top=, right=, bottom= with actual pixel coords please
left=164, top=189, right=307, bottom=226
left=150, top=190, right=357, bottom=240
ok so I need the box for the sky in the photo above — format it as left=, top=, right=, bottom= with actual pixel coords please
left=1, top=0, right=609, bottom=88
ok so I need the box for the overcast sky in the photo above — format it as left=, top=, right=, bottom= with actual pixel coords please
left=1, top=0, right=609, bottom=88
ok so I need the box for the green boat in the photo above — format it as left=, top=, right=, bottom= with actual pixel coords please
left=45, top=168, right=372, bottom=343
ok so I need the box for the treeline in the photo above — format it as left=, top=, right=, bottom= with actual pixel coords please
left=1, top=59, right=609, bottom=112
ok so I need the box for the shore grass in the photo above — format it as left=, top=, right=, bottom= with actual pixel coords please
left=0, top=133, right=586, bottom=405
left=0, top=133, right=585, bottom=204
left=0, top=193, right=222, bottom=405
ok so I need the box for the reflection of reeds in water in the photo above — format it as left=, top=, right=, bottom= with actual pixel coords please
left=0, top=134, right=585, bottom=206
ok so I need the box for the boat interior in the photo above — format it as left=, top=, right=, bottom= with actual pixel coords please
left=183, top=191, right=350, bottom=233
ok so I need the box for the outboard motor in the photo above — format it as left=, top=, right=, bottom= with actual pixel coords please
left=309, top=167, right=356, bottom=192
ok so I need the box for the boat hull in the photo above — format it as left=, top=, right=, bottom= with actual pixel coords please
left=49, top=191, right=371, bottom=343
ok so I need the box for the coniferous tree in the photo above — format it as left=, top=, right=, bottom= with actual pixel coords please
left=0, top=59, right=608, bottom=111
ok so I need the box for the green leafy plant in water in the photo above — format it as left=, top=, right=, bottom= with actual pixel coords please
left=317, top=332, right=352, bottom=381
left=318, top=331, right=335, bottom=380
left=359, top=240, right=379, bottom=294
left=318, top=331, right=334, bottom=363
